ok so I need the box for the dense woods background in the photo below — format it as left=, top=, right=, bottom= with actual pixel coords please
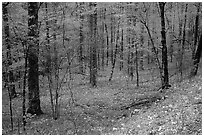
left=2, top=2, right=202, bottom=135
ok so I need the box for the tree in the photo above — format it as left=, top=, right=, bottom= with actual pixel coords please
left=179, top=4, right=188, bottom=80
left=89, top=2, right=97, bottom=87
left=27, top=2, right=43, bottom=115
left=109, top=15, right=120, bottom=81
left=100, top=7, right=105, bottom=70
left=192, top=3, right=201, bottom=59
left=191, top=35, right=202, bottom=76
left=79, top=2, right=84, bottom=73
left=3, top=4, right=14, bottom=131
left=139, top=22, right=144, bottom=70
left=159, top=2, right=170, bottom=89
left=119, top=28, right=124, bottom=71
left=139, top=3, right=163, bottom=87
left=44, top=2, right=56, bottom=120
left=3, top=2, right=17, bottom=98
left=104, top=8, right=109, bottom=66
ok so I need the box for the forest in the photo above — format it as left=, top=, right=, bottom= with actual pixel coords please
left=2, top=2, right=202, bottom=135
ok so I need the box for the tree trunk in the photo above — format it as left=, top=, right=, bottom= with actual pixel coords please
left=3, top=2, right=16, bottom=98
left=27, top=2, right=43, bottom=115
left=141, top=21, right=162, bottom=76
left=45, top=2, right=55, bottom=119
left=110, top=12, right=114, bottom=65
left=3, top=3, right=14, bottom=129
left=191, top=35, right=202, bottom=76
left=22, top=41, right=28, bottom=131
left=192, top=4, right=200, bottom=59
left=101, top=8, right=105, bottom=70
left=53, top=3, right=59, bottom=120
left=79, top=2, right=84, bottom=73
left=104, top=8, right=109, bottom=67
left=130, top=39, right=134, bottom=81
left=169, top=3, right=175, bottom=63
left=159, top=2, right=170, bottom=89
left=109, top=18, right=120, bottom=81
left=89, top=2, right=97, bottom=87
left=120, top=29, right=124, bottom=71
left=135, top=43, right=139, bottom=87
left=139, top=24, right=144, bottom=70
left=179, top=4, right=188, bottom=80
left=147, top=39, right=150, bottom=64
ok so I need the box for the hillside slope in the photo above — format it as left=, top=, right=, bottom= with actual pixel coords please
left=107, top=75, right=202, bottom=135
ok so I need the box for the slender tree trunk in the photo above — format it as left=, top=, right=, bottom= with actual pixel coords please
left=135, top=43, right=139, bottom=87
left=179, top=4, right=188, bottom=80
left=127, top=16, right=131, bottom=78
left=127, top=38, right=130, bottom=77
left=4, top=73, right=13, bottom=132
left=89, top=2, right=97, bottom=87
left=97, top=9, right=101, bottom=70
left=105, top=23, right=109, bottom=67
left=3, top=2, right=16, bottom=98
left=104, top=8, right=109, bottom=67
left=191, top=35, right=202, bottom=76
left=169, top=3, right=175, bottom=63
left=27, top=2, right=43, bottom=115
left=192, top=4, right=200, bottom=59
left=79, top=2, right=84, bottom=73
left=159, top=2, right=170, bottom=89
left=53, top=3, right=59, bottom=120
left=141, top=22, right=162, bottom=70
left=130, top=39, right=134, bottom=81
left=140, top=26, right=144, bottom=71
left=101, top=8, right=105, bottom=70
left=176, top=4, right=183, bottom=73
left=3, top=4, right=14, bottom=127
left=109, top=19, right=120, bottom=81
left=147, top=39, right=150, bottom=64
left=45, top=2, right=55, bottom=119
left=22, top=42, right=28, bottom=132
left=120, top=29, right=124, bottom=71
left=97, top=44, right=100, bottom=70
left=110, top=12, right=114, bottom=65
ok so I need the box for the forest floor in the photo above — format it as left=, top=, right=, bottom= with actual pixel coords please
left=2, top=66, right=202, bottom=135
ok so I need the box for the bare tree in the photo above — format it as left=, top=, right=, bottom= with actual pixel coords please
left=79, top=2, right=84, bottom=73
left=89, top=2, right=97, bottom=87
left=191, top=35, right=202, bottom=76
left=3, top=2, right=17, bottom=98
left=192, top=3, right=201, bottom=59
left=109, top=16, right=120, bottom=81
left=27, top=2, right=43, bottom=115
left=159, top=2, right=170, bottom=89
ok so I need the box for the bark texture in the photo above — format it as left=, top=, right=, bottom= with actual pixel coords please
left=27, top=2, right=43, bottom=115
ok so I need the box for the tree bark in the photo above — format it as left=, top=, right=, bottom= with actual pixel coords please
left=45, top=2, right=55, bottom=119
left=139, top=24, right=144, bottom=70
left=135, top=42, right=139, bottom=87
left=101, top=8, right=105, bottom=70
left=159, top=2, right=170, bottom=89
left=89, top=2, right=97, bottom=87
left=179, top=4, right=188, bottom=80
left=109, top=18, right=120, bottom=81
left=79, top=2, right=84, bottom=73
left=3, top=3, right=14, bottom=129
left=191, top=35, right=202, bottom=76
left=27, top=2, right=43, bottom=115
left=3, top=2, right=17, bottom=98
left=104, top=8, right=109, bottom=67
left=53, top=3, right=59, bottom=120
left=120, top=29, right=124, bottom=71
left=110, top=12, right=114, bottom=65
left=192, top=4, right=200, bottom=59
